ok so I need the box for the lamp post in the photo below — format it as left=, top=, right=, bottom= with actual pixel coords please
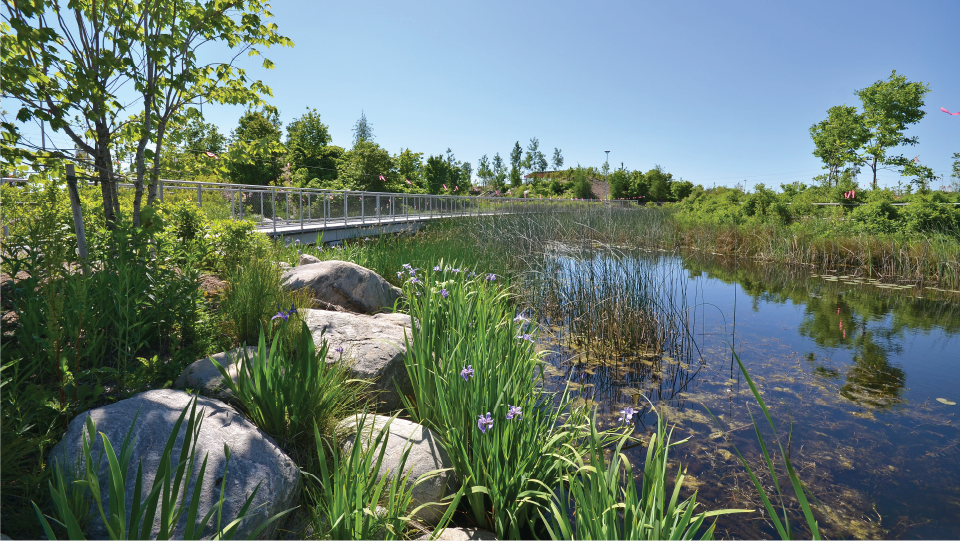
left=604, top=151, right=610, bottom=175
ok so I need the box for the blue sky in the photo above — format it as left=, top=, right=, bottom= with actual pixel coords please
left=15, top=0, right=961, bottom=189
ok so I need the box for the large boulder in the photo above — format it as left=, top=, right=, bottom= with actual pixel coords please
left=303, top=309, right=412, bottom=412
left=282, top=260, right=402, bottom=314
left=416, top=527, right=499, bottom=540
left=48, top=389, right=300, bottom=540
left=338, top=415, right=456, bottom=526
left=173, top=347, right=258, bottom=400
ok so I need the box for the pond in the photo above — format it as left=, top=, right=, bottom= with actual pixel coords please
left=531, top=249, right=959, bottom=539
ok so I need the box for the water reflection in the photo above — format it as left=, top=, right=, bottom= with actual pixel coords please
left=528, top=249, right=959, bottom=540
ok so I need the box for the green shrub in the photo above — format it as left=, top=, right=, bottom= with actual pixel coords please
left=900, top=195, right=959, bottom=234
left=210, top=220, right=267, bottom=273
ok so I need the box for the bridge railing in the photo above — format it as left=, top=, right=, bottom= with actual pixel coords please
left=139, top=178, right=627, bottom=234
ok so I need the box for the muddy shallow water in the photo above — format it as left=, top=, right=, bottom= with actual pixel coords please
left=532, top=252, right=959, bottom=540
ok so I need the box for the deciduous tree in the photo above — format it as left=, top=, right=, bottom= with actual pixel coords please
left=856, top=70, right=930, bottom=189
left=810, top=105, right=869, bottom=187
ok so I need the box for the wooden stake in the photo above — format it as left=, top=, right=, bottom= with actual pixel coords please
left=65, top=164, right=89, bottom=274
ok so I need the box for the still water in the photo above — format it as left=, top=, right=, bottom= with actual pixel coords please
left=535, top=252, right=959, bottom=539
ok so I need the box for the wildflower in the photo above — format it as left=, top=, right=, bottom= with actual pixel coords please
left=618, top=407, right=637, bottom=423
left=440, top=288, right=449, bottom=299
left=452, top=268, right=461, bottom=273
left=409, top=277, right=422, bottom=285
left=364, top=237, right=370, bottom=241
left=271, top=311, right=289, bottom=322
left=517, top=334, right=534, bottom=343
left=506, top=405, right=523, bottom=421
left=433, top=265, right=441, bottom=271
left=402, top=263, right=413, bottom=270
left=334, top=346, right=344, bottom=354
left=477, top=412, right=494, bottom=434
left=409, top=269, right=417, bottom=277
left=461, top=365, right=474, bottom=381
left=513, top=314, right=529, bottom=323
left=294, top=239, right=301, bottom=245
left=397, top=271, right=404, bottom=279
left=297, top=250, right=302, bottom=255
left=288, top=303, right=297, bottom=315
left=486, top=273, right=497, bottom=281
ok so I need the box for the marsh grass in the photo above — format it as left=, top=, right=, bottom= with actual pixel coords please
left=308, top=415, right=461, bottom=540
left=398, top=264, right=611, bottom=538
left=212, top=321, right=366, bottom=470
left=219, top=255, right=314, bottom=350
left=543, top=405, right=749, bottom=540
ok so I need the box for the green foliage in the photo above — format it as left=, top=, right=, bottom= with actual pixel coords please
left=809, top=105, right=869, bottom=186
left=509, top=142, right=523, bottom=187
left=286, top=108, right=339, bottom=186
left=227, top=108, right=285, bottom=186
left=218, top=255, right=312, bottom=347
left=570, top=168, right=593, bottom=199
left=338, top=141, right=396, bottom=191
left=400, top=265, right=598, bottom=538
left=212, top=322, right=364, bottom=465
left=900, top=194, right=959, bottom=234
left=352, top=110, right=375, bottom=147
left=543, top=407, right=747, bottom=540
left=33, top=397, right=290, bottom=540
left=308, top=416, right=458, bottom=540
left=856, top=70, right=930, bottom=187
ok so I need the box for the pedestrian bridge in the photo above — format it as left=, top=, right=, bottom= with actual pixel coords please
left=154, top=179, right=625, bottom=244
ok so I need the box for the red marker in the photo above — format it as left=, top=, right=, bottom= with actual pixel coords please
left=941, top=107, right=960, bottom=115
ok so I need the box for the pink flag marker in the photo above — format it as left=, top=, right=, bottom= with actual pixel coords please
left=379, top=175, right=386, bottom=181
left=913, top=155, right=920, bottom=163
left=204, top=151, right=219, bottom=159
left=940, top=107, right=960, bottom=115
left=443, top=184, right=448, bottom=190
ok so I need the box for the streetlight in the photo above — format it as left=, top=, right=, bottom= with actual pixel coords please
left=604, top=151, right=610, bottom=174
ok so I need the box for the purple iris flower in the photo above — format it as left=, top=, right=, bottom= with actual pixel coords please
left=397, top=271, right=404, bottom=279
left=440, top=288, right=449, bottom=299
left=517, top=334, right=534, bottom=343
left=409, top=277, right=422, bottom=285
left=271, top=311, right=289, bottom=322
left=433, top=265, right=441, bottom=271
left=294, top=239, right=301, bottom=245
left=460, top=365, right=474, bottom=381
left=513, top=314, right=529, bottom=323
left=452, top=268, right=461, bottom=273
left=334, top=346, right=344, bottom=354
left=402, top=263, right=412, bottom=270
left=617, top=407, right=637, bottom=423
left=506, top=405, right=523, bottom=420
left=486, top=273, right=497, bottom=281
left=477, top=412, right=494, bottom=434
left=297, top=250, right=302, bottom=255
left=364, top=237, right=370, bottom=241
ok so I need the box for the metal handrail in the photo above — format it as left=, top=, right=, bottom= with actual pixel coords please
left=80, top=178, right=627, bottom=234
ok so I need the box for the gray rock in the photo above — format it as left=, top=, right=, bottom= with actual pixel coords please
left=298, top=253, right=321, bottom=266
left=416, top=527, right=499, bottom=540
left=49, top=389, right=300, bottom=540
left=282, top=260, right=402, bottom=314
left=173, top=347, right=257, bottom=400
left=303, top=309, right=412, bottom=412
left=338, top=415, right=456, bottom=526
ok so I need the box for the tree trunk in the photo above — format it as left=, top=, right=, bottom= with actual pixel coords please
left=146, top=122, right=167, bottom=206
left=871, top=156, right=878, bottom=190
left=95, top=123, right=117, bottom=227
